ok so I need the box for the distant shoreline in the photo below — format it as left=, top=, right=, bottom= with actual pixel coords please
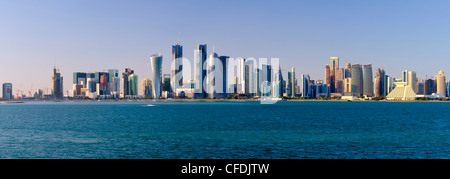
left=2, top=98, right=450, bottom=103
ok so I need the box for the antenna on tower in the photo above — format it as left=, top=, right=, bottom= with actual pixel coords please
left=177, top=32, right=181, bottom=45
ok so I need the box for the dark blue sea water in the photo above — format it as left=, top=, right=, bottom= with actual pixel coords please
left=0, top=101, right=448, bottom=159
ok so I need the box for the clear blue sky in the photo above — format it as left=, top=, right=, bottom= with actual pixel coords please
left=1, top=0, right=449, bottom=94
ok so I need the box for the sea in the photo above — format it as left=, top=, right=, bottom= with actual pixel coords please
left=0, top=100, right=448, bottom=159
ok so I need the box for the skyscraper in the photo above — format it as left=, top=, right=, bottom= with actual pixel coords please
left=237, top=58, right=246, bottom=94
left=287, top=67, right=295, bottom=97
left=108, top=69, right=120, bottom=95
left=402, top=70, right=417, bottom=93
left=351, top=64, right=363, bottom=97
left=325, top=64, right=331, bottom=86
left=219, top=56, right=229, bottom=98
left=301, top=74, right=310, bottom=98
left=374, top=68, right=382, bottom=97
left=436, top=70, right=446, bottom=96
left=129, top=74, right=138, bottom=96
left=122, top=68, right=134, bottom=96
left=207, top=52, right=220, bottom=98
left=363, top=64, right=373, bottom=97
left=194, top=44, right=207, bottom=98
left=51, top=67, right=64, bottom=99
left=172, top=44, right=183, bottom=93
left=141, top=78, right=152, bottom=98
left=329, top=57, right=339, bottom=93
left=2, top=83, right=13, bottom=100
left=150, top=54, right=163, bottom=99
left=344, top=62, right=352, bottom=78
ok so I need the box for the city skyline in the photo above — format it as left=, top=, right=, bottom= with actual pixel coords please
left=1, top=1, right=450, bottom=95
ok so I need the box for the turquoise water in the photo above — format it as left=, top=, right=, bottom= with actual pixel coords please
left=0, top=101, right=448, bottom=159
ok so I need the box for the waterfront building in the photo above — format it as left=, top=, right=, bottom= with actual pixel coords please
left=2, top=83, right=13, bottom=100
left=108, top=69, right=120, bottom=96
left=350, top=64, right=363, bottom=97
left=194, top=44, right=207, bottom=98
left=374, top=68, right=382, bottom=97
left=162, top=74, right=171, bottom=92
left=436, top=70, right=446, bottom=96
left=172, top=44, right=183, bottom=93
left=403, top=70, right=417, bottom=93
left=335, top=68, right=344, bottom=93
left=387, top=82, right=417, bottom=100
left=363, top=64, right=373, bottom=97
left=287, top=67, right=295, bottom=97
left=329, top=57, right=339, bottom=93
left=219, top=56, right=229, bottom=98
left=273, top=66, right=283, bottom=98
left=447, top=81, right=450, bottom=97
left=150, top=54, right=163, bottom=99
left=129, top=74, right=138, bottom=96
left=325, top=64, right=331, bottom=87
left=141, top=78, right=152, bottom=98
left=344, top=77, right=352, bottom=93
left=344, top=62, right=352, bottom=78
left=424, top=78, right=435, bottom=95
left=122, top=67, right=134, bottom=96
left=237, top=58, right=246, bottom=94
left=260, top=64, right=272, bottom=97
left=51, top=67, right=64, bottom=99
left=301, top=74, right=310, bottom=98
left=207, top=52, right=220, bottom=98
left=244, top=61, right=256, bottom=97
left=386, top=76, right=395, bottom=94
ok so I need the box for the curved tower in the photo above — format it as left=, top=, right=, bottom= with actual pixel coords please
left=150, top=54, right=163, bottom=99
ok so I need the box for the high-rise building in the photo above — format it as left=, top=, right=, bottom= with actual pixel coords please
left=129, top=74, right=138, bottom=96
left=330, top=57, right=339, bottom=74
left=122, top=67, right=134, bottom=96
left=108, top=69, right=120, bottom=95
left=363, top=64, right=373, bottom=97
left=2, top=83, right=13, bottom=100
left=150, top=54, right=163, bottom=99
left=172, top=44, right=183, bottom=93
left=374, top=68, right=382, bottom=97
left=436, top=70, right=446, bottom=96
left=273, top=65, right=283, bottom=98
left=219, top=56, right=229, bottom=98
left=424, top=78, right=435, bottom=95
left=244, top=61, right=256, bottom=96
left=301, top=74, right=310, bottom=98
left=329, top=57, right=339, bottom=93
left=51, top=67, right=64, bottom=99
left=141, top=78, right=152, bottom=98
left=344, top=62, right=352, bottom=78
left=344, top=77, right=352, bottom=93
left=351, top=64, right=363, bottom=97
left=446, top=82, right=450, bottom=97
left=287, top=67, right=295, bottom=97
left=325, top=64, right=331, bottom=87
left=162, top=74, right=171, bottom=92
left=402, top=70, right=417, bottom=93
left=207, top=52, right=220, bottom=98
left=237, top=58, right=246, bottom=94
left=194, top=44, right=207, bottom=98
left=260, top=64, right=272, bottom=97
left=408, top=71, right=417, bottom=93
left=335, top=68, right=344, bottom=93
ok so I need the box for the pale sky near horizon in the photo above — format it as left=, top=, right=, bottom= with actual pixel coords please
left=1, top=0, right=450, bottom=95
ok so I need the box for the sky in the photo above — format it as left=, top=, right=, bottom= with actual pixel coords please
left=1, top=0, right=450, bottom=95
